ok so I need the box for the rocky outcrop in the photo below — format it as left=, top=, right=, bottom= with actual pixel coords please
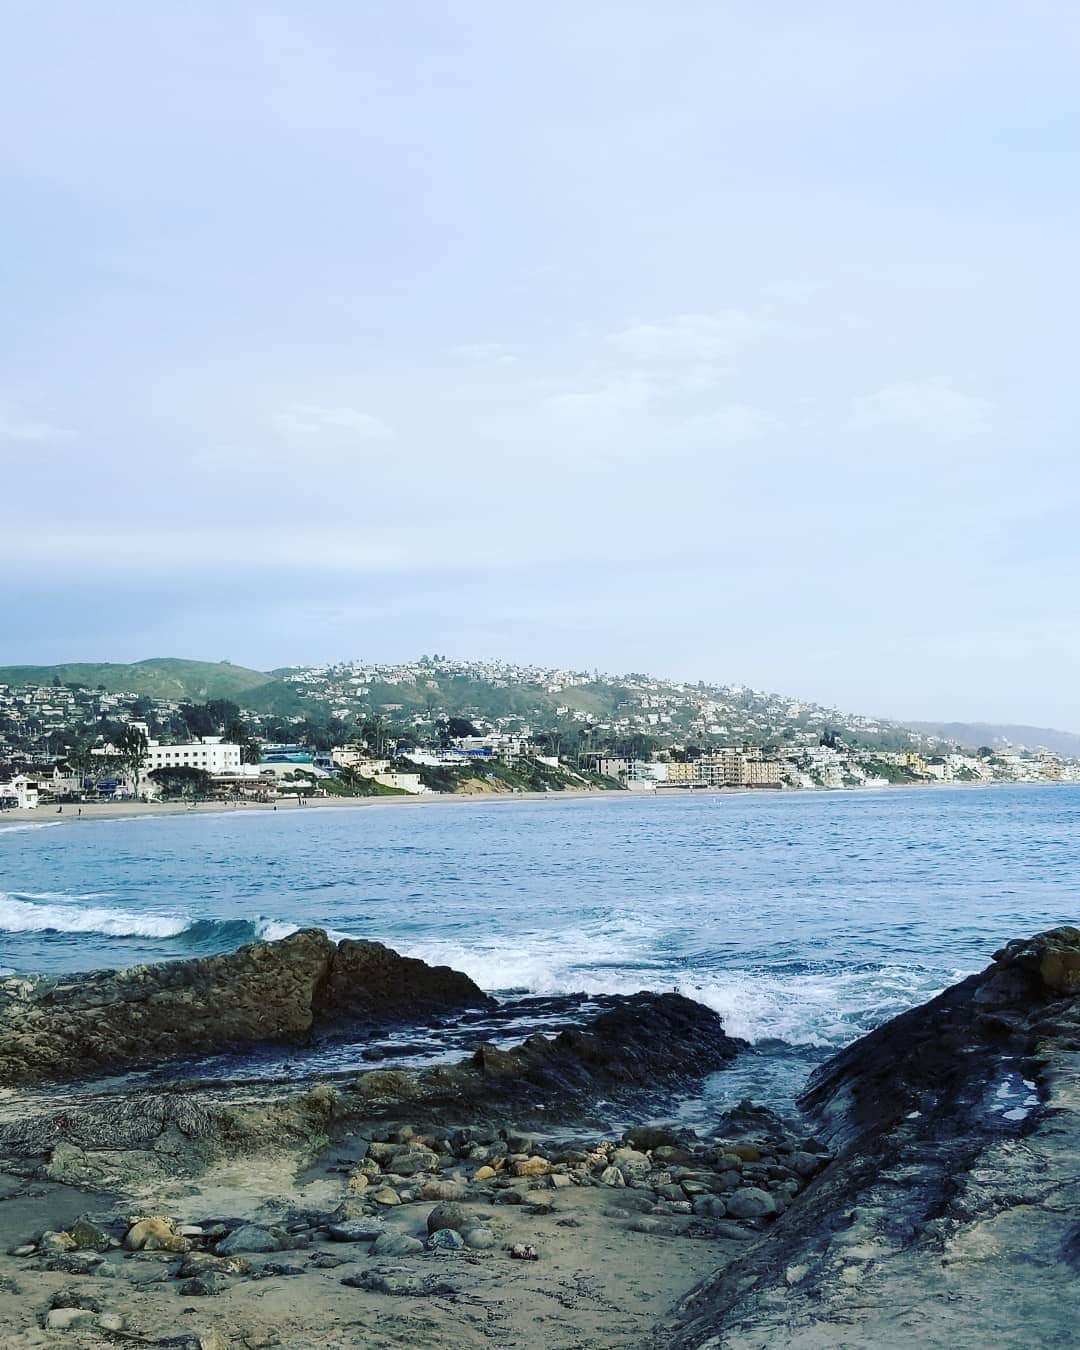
left=314, top=938, right=491, bottom=1022
left=0, top=992, right=744, bottom=1187
left=0, top=930, right=493, bottom=1087
left=351, top=991, right=745, bottom=1121
left=667, top=926, right=1080, bottom=1348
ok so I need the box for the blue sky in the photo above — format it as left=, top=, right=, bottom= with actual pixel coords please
left=2, top=2, right=1079, bottom=726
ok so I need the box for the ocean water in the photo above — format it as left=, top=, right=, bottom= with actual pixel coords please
left=1, top=786, right=1076, bottom=1113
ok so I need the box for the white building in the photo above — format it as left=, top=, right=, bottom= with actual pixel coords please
left=0, top=773, right=40, bottom=810
left=142, top=738, right=243, bottom=776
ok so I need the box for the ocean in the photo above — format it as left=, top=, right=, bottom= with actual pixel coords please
left=1, top=785, right=1076, bottom=1116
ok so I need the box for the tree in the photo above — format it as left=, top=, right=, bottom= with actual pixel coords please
left=148, top=765, right=212, bottom=800
left=447, top=717, right=479, bottom=739
left=224, top=719, right=262, bottom=765
left=114, top=725, right=149, bottom=797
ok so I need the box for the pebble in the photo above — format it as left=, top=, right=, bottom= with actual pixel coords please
left=44, top=1308, right=97, bottom=1331
left=216, top=1224, right=280, bottom=1255
left=179, top=1274, right=230, bottom=1297
left=327, top=1219, right=386, bottom=1243
left=126, top=1217, right=189, bottom=1253
left=511, top=1156, right=550, bottom=1177
left=69, top=1217, right=113, bottom=1252
left=371, top=1187, right=402, bottom=1206
left=309, top=1252, right=351, bottom=1269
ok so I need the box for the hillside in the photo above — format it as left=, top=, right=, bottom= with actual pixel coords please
left=0, top=659, right=272, bottom=702
left=903, top=720, right=1080, bottom=757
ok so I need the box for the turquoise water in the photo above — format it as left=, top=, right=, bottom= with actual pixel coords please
left=1, top=786, right=1075, bottom=1061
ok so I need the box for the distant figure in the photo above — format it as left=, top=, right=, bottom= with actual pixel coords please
left=77, top=807, right=82, bottom=817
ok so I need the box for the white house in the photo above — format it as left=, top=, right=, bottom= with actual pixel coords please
left=0, top=773, right=40, bottom=810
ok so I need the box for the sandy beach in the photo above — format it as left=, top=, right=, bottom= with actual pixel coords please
left=12, top=787, right=633, bottom=826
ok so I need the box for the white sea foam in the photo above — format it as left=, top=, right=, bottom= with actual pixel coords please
left=0, top=820, right=64, bottom=834
left=396, top=934, right=964, bottom=1049
left=254, top=918, right=301, bottom=942
left=0, top=894, right=191, bottom=938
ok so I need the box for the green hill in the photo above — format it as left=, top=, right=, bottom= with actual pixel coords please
left=0, top=658, right=273, bottom=702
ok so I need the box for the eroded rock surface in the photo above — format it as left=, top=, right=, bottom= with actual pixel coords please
left=0, top=991, right=744, bottom=1188
left=667, top=926, right=1080, bottom=1349
left=0, top=930, right=493, bottom=1087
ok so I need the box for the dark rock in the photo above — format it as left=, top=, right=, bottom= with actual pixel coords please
left=215, top=1224, right=280, bottom=1255
left=427, top=1228, right=465, bottom=1250
left=0, top=930, right=491, bottom=1087
left=314, top=939, right=494, bottom=1024
left=69, top=1216, right=112, bottom=1252
left=178, top=1274, right=229, bottom=1296
left=426, top=1202, right=473, bottom=1234
left=666, top=927, right=1080, bottom=1347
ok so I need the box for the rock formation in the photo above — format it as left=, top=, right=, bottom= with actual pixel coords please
left=667, top=926, right=1080, bottom=1348
left=0, top=991, right=745, bottom=1188
left=0, top=929, right=493, bottom=1086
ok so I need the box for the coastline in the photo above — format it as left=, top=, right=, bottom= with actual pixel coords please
left=0, top=776, right=1069, bottom=832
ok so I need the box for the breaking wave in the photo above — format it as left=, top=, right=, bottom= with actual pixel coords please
left=394, top=935, right=966, bottom=1050
left=0, top=894, right=307, bottom=947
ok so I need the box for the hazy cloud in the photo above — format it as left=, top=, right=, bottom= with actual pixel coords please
left=0, top=397, right=73, bottom=443
left=608, top=311, right=800, bottom=364
left=274, top=403, right=392, bottom=441
left=849, top=378, right=993, bottom=443
left=449, top=343, right=517, bottom=366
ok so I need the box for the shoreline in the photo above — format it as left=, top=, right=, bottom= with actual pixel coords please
left=0, top=776, right=1070, bottom=831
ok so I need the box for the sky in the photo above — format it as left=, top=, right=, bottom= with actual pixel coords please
left=2, top=1, right=1079, bottom=728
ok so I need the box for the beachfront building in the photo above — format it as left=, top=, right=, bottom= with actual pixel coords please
left=375, top=771, right=424, bottom=794
left=142, top=737, right=243, bottom=777
left=0, top=771, right=40, bottom=810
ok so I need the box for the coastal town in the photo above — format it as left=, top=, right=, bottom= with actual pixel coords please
left=1, top=657, right=1077, bottom=811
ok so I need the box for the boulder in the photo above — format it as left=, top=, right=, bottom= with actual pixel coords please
left=725, top=1188, right=776, bottom=1220
left=0, top=930, right=493, bottom=1087
left=426, top=1202, right=474, bottom=1235
left=215, top=1225, right=280, bottom=1256
left=125, top=1217, right=189, bottom=1253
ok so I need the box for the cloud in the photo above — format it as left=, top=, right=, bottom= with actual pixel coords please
left=548, top=377, right=654, bottom=417
left=275, top=403, right=392, bottom=440
left=449, top=343, right=517, bottom=367
left=607, top=310, right=798, bottom=364
left=0, top=397, right=73, bottom=443
left=849, top=378, right=992, bottom=442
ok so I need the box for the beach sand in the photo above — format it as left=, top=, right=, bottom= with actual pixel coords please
left=12, top=786, right=652, bottom=828
left=0, top=1145, right=735, bottom=1349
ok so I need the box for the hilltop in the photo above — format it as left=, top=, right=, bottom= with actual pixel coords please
left=2, top=656, right=1079, bottom=760
left=0, top=658, right=273, bottom=702
left=903, top=720, right=1080, bottom=758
